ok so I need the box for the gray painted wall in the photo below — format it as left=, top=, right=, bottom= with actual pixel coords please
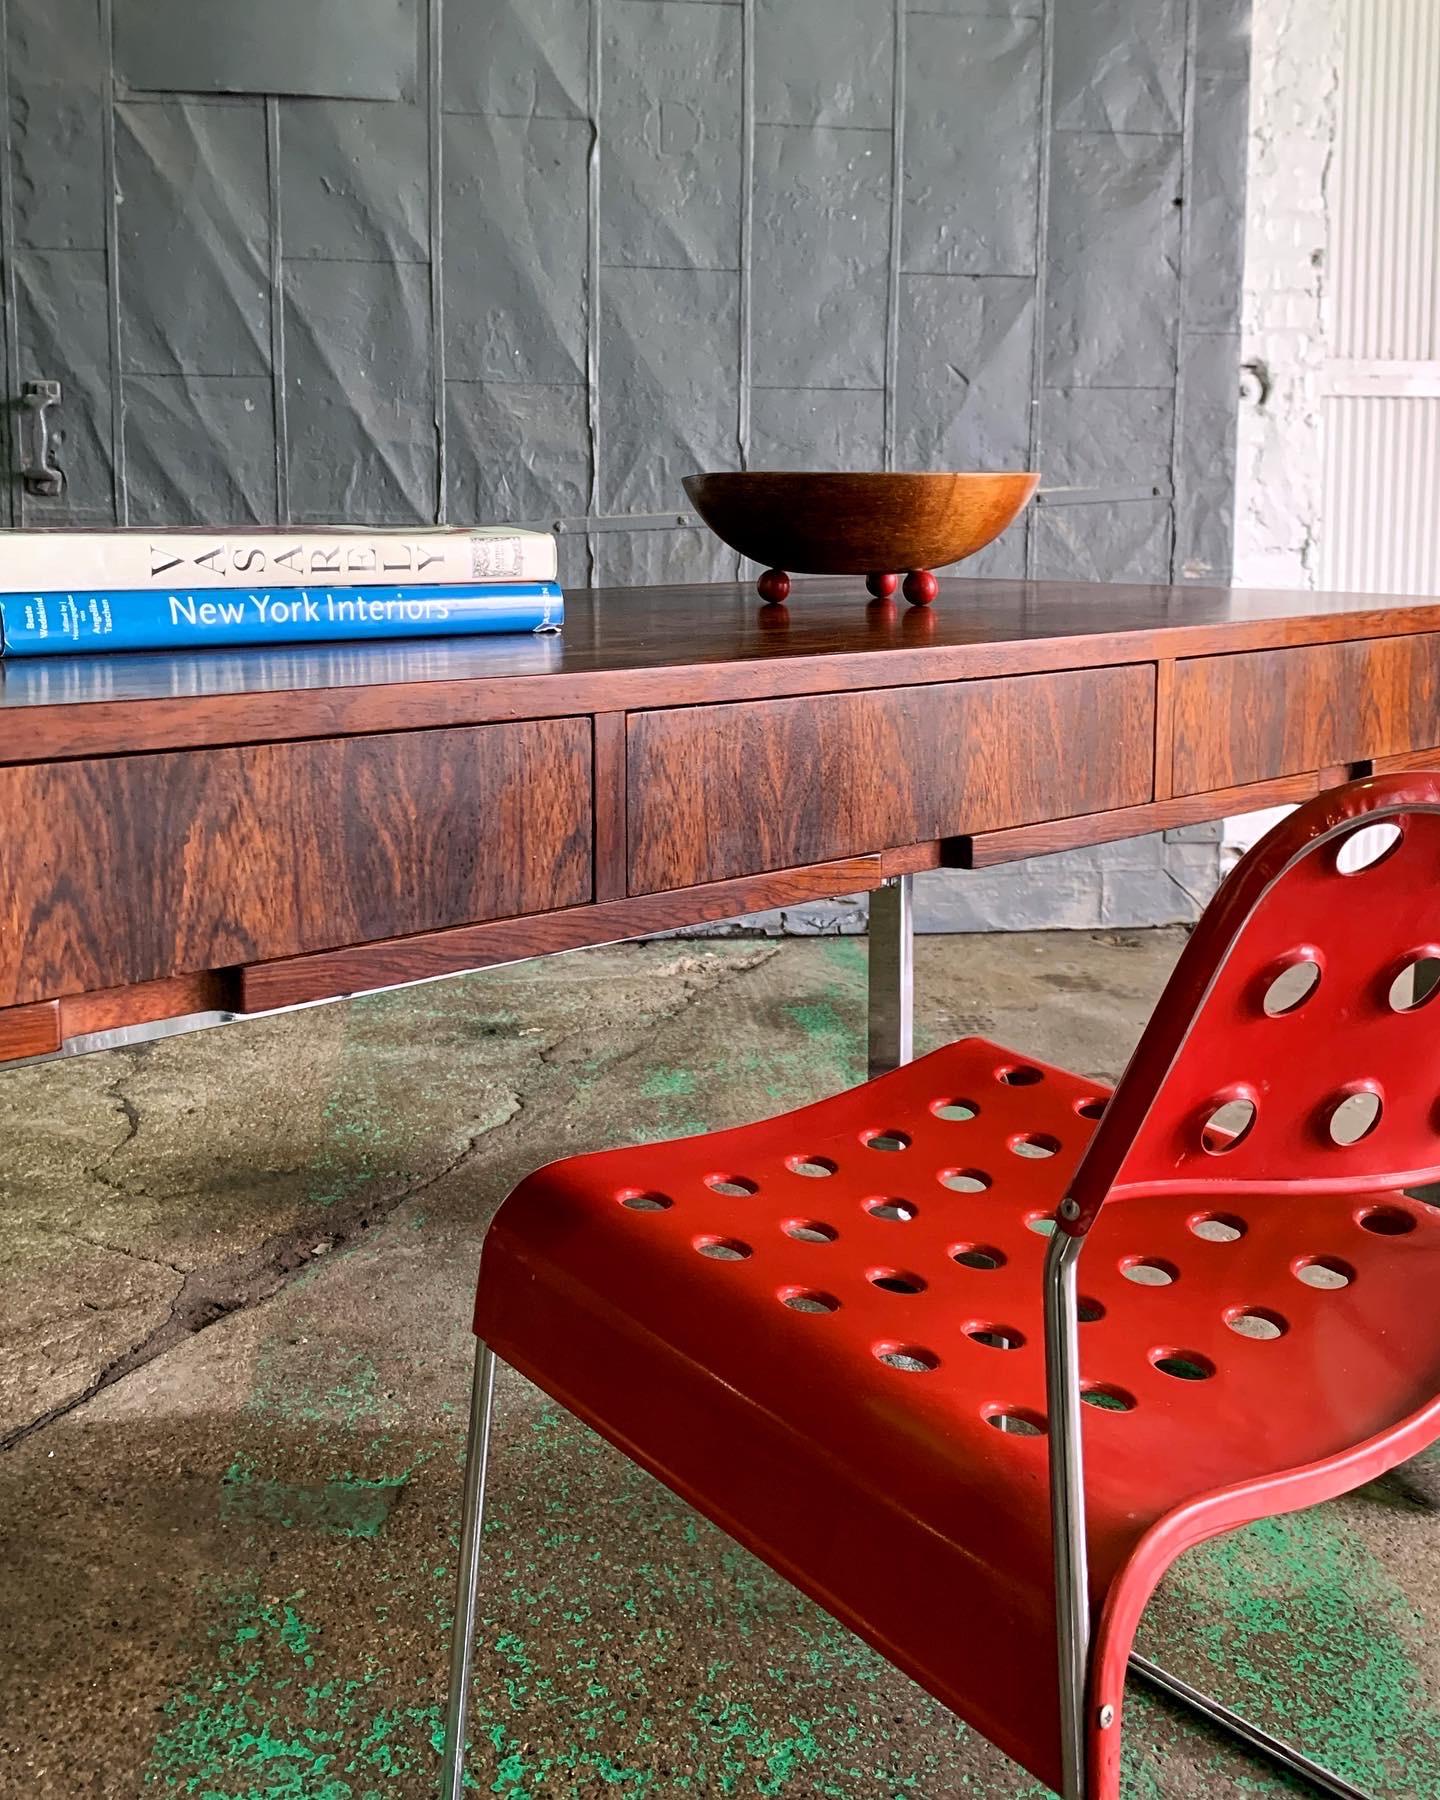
left=0, top=0, right=1251, bottom=927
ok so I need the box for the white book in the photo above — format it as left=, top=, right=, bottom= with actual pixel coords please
left=0, top=525, right=557, bottom=591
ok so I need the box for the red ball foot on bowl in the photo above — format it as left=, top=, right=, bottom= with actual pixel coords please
left=903, top=569, right=939, bottom=606
left=865, top=571, right=899, bottom=600
left=756, top=568, right=791, bottom=605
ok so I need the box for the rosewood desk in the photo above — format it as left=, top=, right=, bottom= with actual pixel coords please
left=2, top=577, right=1439, bottom=1075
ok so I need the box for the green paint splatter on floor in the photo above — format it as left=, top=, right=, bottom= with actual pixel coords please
left=783, top=999, right=847, bottom=1047
left=147, top=1583, right=446, bottom=1797
left=299, top=986, right=455, bottom=1214
left=430, top=1424, right=986, bottom=1799
left=247, top=1346, right=383, bottom=1436
left=1166, top=1510, right=1440, bottom=1792
left=629, top=1060, right=712, bottom=1144
left=228, top=1349, right=427, bottom=1546
left=438, top=1414, right=1411, bottom=1799
left=818, top=937, right=867, bottom=982
left=306, top=1051, right=391, bottom=1214
left=639, top=1068, right=697, bottom=1100
left=152, top=1397, right=1403, bottom=1799
left=221, top=1457, right=407, bottom=1541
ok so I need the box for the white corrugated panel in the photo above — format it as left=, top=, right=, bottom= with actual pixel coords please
left=1323, top=392, right=1440, bottom=592
left=1333, top=0, right=1440, bottom=361
left=1321, top=0, right=1440, bottom=596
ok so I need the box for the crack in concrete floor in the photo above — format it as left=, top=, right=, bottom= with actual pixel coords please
left=0, top=942, right=779, bottom=1454
left=0, top=1108, right=514, bottom=1454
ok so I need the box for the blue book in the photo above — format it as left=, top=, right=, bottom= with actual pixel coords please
left=0, top=582, right=563, bottom=656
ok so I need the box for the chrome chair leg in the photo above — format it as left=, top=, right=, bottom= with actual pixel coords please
left=868, top=874, right=914, bottom=1078
left=1043, top=1219, right=1374, bottom=1800
left=1129, top=1654, right=1378, bottom=1800
left=440, top=1340, right=499, bottom=1800
left=1043, top=1228, right=1091, bottom=1800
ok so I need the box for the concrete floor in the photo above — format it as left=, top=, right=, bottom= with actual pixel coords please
left=1, top=930, right=1438, bottom=1799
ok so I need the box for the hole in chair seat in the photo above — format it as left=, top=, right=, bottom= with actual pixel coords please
left=875, top=1343, right=939, bottom=1372
left=1293, top=1255, right=1354, bottom=1288
left=785, top=1218, right=837, bottom=1244
left=965, top=1322, right=1025, bottom=1350
left=998, top=1064, right=1043, bottom=1086
left=865, top=1197, right=917, bottom=1222
left=868, top=1268, right=927, bottom=1294
left=696, top=1236, right=751, bottom=1261
left=706, top=1174, right=758, bottom=1197
left=1225, top=1306, right=1288, bottom=1340
left=1151, top=1349, right=1216, bottom=1381
left=985, top=1407, right=1046, bottom=1436
left=1082, top=1384, right=1136, bottom=1412
left=781, top=1288, right=839, bottom=1314
left=787, top=1155, right=836, bottom=1178
left=932, top=1098, right=979, bottom=1121
left=1010, top=1133, right=1060, bottom=1159
left=1359, top=1205, right=1415, bottom=1236
left=619, top=1189, right=672, bottom=1212
left=1122, top=1257, right=1179, bottom=1287
left=940, top=1168, right=991, bottom=1193
left=1189, top=1213, right=1246, bottom=1243
left=950, top=1243, right=1006, bottom=1270
left=863, top=1129, right=911, bottom=1152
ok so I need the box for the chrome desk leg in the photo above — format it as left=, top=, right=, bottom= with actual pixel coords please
left=440, top=1341, right=498, bottom=1799
left=1129, top=1654, right=1377, bottom=1800
left=867, top=875, right=914, bottom=1078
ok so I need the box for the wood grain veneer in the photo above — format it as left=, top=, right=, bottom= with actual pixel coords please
left=6, top=582, right=1440, bottom=764
left=960, top=766, right=1354, bottom=867
left=238, top=857, right=889, bottom=1012
left=1368, top=745, right=1440, bottom=773
left=626, top=665, right=1155, bottom=893
left=0, top=720, right=591, bottom=1006
left=592, top=711, right=628, bottom=902
left=59, top=972, right=240, bottom=1039
left=0, top=1001, right=60, bottom=1060
left=1172, top=634, right=1440, bottom=793
left=5, top=581, right=1440, bottom=1054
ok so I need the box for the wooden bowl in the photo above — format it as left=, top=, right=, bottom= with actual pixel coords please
left=683, top=470, right=1039, bottom=600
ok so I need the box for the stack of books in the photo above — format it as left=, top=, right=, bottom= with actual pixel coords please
left=0, top=525, right=561, bottom=658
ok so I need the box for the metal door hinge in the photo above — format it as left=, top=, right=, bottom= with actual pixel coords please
left=19, top=379, right=64, bottom=497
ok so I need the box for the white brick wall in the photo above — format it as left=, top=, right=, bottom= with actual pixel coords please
left=1233, top=0, right=1344, bottom=592
left=1227, top=0, right=1343, bottom=857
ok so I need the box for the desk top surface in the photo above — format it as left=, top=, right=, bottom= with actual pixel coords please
left=3, top=577, right=1439, bottom=761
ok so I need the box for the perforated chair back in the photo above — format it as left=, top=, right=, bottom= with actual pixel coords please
left=1064, top=774, right=1440, bottom=1232
left=1042, top=773, right=1440, bottom=1796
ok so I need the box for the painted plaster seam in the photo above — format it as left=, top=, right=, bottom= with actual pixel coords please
left=264, top=96, right=290, bottom=523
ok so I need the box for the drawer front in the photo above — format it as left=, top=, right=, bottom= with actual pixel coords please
left=1172, top=634, right=1440, bottom=794
left=0, top=719, right=592, bottom=1005
left=627, top=665, right=1155, bottom=894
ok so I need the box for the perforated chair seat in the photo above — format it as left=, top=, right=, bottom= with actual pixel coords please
left=475, top=1035, right=1440, bottom=1797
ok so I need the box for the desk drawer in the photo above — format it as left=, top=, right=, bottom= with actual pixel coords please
left=0, top=719, right=592, bottom=1006
left=1171, top=634, right=1440, bottom=793
left=626, top=665, right=1155, bottom=894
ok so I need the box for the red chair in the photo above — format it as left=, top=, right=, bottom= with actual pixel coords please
left=441, top=775, right=1440, bottom=1800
